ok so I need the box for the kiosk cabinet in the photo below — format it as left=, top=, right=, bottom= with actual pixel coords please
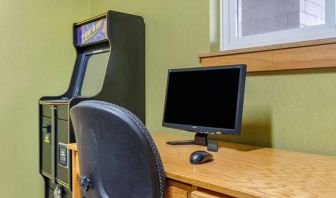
left=39, top=11, right=145, bottom=198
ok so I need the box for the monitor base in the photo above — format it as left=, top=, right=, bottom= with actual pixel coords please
left=166, top=133, right=218, bottom=152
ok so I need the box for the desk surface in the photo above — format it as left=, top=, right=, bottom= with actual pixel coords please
left=153, top=133, right=336, bottom=198
left=69, top=133, right=336, bottom=198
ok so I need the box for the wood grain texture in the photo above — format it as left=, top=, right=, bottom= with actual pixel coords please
left=68, top=133, right=336, bottom=198
left=67, top=144, right=80, bottom=198
left=191, top=190, right=229, bottom=198
left=166, top=185, right=189, bottom=198
left=200, top=42, right=336, bottom=72
left=199, top=38, right=336, bottom=58
left=167, top=179, right=192, bottom=191
left=67, top=143, right=77, bottom=151
left=153, top=133, right=336, bottom=198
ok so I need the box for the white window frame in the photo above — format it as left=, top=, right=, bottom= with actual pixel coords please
left=220, top=0, right=336, bottom=51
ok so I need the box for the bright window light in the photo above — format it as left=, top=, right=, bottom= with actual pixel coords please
left=221, top=0, right=336, bottom=50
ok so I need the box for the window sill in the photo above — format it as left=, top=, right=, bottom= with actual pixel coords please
left=199, top=38, right=336, bottom=72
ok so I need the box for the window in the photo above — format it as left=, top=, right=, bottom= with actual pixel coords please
left=221, top=0, right=336, bottom=50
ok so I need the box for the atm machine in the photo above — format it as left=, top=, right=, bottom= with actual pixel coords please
left=39, top=11, right=145, bottom=198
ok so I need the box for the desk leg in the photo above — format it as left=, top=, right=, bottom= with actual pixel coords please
left=72, top=151, right=80, bottom=198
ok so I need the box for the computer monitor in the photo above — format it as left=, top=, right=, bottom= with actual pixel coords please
left=162, top=64, right=246, bottom=151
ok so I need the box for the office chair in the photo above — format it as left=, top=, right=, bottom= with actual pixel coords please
left=70, top=100, right=165, bottom=198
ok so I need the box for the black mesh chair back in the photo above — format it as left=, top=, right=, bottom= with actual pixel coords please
left=70, top=100, right=165, bottom=198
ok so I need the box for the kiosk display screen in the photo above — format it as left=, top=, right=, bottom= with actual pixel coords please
left=76, top=18, right=107, bottom=46
left=81, top=52, right=109, bottom=96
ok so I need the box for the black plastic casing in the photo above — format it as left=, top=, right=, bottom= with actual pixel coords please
left=162, top=64, right=246, bottom=135
left=39, top=10, right=145, bottom=198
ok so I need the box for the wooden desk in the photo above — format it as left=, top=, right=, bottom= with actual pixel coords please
left=67, top=143, right=80, bottom=198
left=68, top=133, right=336, bottom=198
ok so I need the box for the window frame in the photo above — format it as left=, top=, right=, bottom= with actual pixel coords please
left=220, top=0, right=336, bottom=51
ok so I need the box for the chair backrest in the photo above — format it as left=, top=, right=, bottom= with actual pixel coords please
left=70, top=100, right=165, bottom=198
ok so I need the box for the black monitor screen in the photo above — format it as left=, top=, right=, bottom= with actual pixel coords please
left=163, top=65, right=246, bottom=134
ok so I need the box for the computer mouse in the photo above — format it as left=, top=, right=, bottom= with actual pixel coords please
left=190, top=150, right=213, bottom=164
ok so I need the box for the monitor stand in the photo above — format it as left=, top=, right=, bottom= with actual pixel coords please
left=166, top=133, right=218, bottom=152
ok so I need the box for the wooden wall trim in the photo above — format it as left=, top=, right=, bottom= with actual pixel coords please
left=199, top=38, right=336, bottom=72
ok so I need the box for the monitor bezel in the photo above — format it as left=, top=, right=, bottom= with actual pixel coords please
left=162, top=64, right=246, bottom=135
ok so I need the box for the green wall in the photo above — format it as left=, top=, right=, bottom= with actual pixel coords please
left=1, top=0, right=336, bottom=197
left=89, top=0, right=210, bottom=137
left=222, top=69, right=336, bottom=156
left=89, top=1, right=336, bottom=157
left=0, top=0, right=89, bottom=197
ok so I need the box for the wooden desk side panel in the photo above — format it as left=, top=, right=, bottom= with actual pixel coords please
left=191, top=190, right=231, bottom=198
left=166, top=186, right=189, bottom=198
left=68, top=145, right=80, bottom=198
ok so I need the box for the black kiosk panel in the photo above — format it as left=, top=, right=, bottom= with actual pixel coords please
left=39, top=11, right=145, bottom=198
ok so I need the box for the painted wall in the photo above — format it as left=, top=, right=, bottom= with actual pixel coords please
left=89, top=1, right=336, bottom=157
left=89, top=1, right=210, bottom=136
left=0, top=0, right=89, bottom=197
left=1, top=0, right=336, bottom=197
left=221, top=69, right=336, bottom=156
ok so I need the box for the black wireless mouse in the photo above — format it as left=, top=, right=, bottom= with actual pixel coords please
left=190, top=150, right=213, bottom=164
